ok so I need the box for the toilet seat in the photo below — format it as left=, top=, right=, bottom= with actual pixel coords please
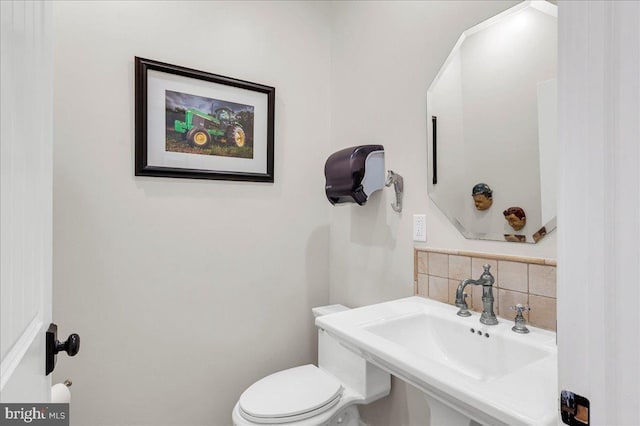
left=238, top=365, right=344, bottom=424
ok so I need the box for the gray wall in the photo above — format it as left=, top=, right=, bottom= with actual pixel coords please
left=52, top=2, right=331, bottom=424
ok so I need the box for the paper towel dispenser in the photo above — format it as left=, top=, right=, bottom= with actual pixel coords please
left=324, top=145, right=385, bottom=205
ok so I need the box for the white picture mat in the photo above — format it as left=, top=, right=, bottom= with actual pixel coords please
left=146, top=69, right=268, bottom=174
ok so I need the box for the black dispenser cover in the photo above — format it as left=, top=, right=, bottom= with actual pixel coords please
left=324, top=145, right=384, bottom=205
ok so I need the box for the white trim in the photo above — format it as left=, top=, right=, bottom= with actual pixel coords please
left=0, top=316, right=43, bottom=391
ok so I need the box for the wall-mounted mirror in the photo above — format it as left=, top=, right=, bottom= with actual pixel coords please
left=427, top=1, right=557, bottom=243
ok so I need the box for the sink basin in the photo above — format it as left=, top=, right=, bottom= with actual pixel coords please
left=365, top=311, right=550, bottom=383
left=316, top=296, right=557, bottom=426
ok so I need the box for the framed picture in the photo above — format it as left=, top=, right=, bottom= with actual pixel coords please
left=135, top=57, right=275, bottom=182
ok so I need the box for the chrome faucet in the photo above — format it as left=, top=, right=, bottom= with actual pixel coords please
left=454, top=264, right=498, bottom=325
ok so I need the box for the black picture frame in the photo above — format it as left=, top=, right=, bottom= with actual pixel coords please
left=135, top=57, right=275, bottom=182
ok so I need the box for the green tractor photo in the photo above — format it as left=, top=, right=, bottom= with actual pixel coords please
left=174, top=106, right=246, bottom=149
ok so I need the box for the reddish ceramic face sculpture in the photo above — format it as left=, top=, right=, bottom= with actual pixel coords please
left=503, top=207, right=526, bottom=231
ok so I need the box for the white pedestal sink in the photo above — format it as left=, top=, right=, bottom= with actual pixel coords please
left=316, top=297, right=558, bottom=426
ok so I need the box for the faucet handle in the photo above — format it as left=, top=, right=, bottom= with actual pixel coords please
left=509, top=304, right=530, bottom=334
left=509, top=304, right=530, bottom=314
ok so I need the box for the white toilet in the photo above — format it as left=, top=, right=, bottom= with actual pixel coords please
left=232, top=305, right=391, bottom=426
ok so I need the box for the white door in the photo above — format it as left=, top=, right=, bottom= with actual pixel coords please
left=0, top=0, right=54, bottom=402
left=558, top=1, right=640, bottom=424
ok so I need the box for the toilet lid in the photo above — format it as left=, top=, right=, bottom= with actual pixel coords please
left=238, top=365, right=343, bottom=423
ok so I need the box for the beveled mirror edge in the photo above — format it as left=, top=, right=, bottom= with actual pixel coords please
left=432, top=195, right=557, bottom=244
left=427, top=1, right=556, bottom=97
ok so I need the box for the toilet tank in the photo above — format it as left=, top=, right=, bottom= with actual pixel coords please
left=313, top=305, right=390, bottom=403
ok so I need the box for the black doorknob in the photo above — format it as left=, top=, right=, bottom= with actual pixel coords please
left=55, top=333, right=80, bottom=357
left=46, top=324, right=80, bottom=375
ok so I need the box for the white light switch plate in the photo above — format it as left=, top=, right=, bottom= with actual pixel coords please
left=413, top=214, right=427, bottom=241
